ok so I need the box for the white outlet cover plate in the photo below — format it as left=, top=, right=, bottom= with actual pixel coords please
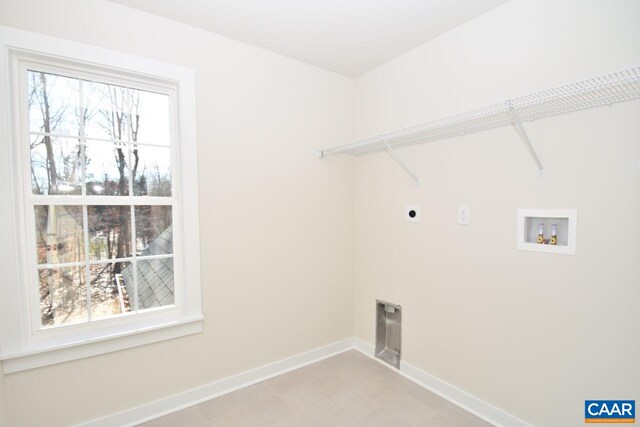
left=406, top=205, right=420, bottom=222
left=457, top=205, right=470, bottom=224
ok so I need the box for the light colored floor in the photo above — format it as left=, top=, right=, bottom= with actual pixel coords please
left=140, top=350, right=493, bottom=426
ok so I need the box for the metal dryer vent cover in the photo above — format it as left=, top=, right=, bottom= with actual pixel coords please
left=375, top=299, right=401, bottom=369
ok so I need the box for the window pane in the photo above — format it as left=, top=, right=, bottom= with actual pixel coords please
left=135, top=206, right=172, bottom=255
left=40, top=266, right=87, bottom=327
left=30, top=136, right=82, bottom=195
left=83, top=81, right=140, bottom=142
left=35, top=206, right=84, bottom=265
left=90, top=261, right=133, bottom=320
left=85, top=140, right=129, bottom=196
left=136, top=258, right=174, bottom=310
left=28, top=71, right=81, bottom=136
left=136, top=91, right=170, bottom=147
left=87, top=206, right=132, bottom=260
left=133, top=145, right=171, bottom=196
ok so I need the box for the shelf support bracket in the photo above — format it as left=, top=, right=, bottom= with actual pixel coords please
left=509, top=106, right=544, bottom=176
left=383, top=141, right=419, bottom=185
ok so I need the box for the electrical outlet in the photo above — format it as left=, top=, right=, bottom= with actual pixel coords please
left=457, top=205, right=469, bottom=224
left=406, top=205, right=420, bottom=222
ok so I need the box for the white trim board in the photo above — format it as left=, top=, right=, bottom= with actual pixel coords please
left=353, top=339, right=532, bottom=427
left=76, top=339, right=355, bottom=427
left=76, top=338, right=531, bottom=427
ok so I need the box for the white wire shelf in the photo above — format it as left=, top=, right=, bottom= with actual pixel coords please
left=318, top=66, right=640, bottom=169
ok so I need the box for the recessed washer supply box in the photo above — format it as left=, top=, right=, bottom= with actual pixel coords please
left=517, top=209, right=577, bottom=255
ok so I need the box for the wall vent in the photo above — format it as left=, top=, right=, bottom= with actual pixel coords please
left=375, top=300, right=401, bottom=368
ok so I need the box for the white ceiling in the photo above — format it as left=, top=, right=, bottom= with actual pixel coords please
left=108, top=0, right=509, bottom=77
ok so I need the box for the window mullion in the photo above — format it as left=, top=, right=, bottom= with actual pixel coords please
left=130, top=205, right=138, bottom=313
left=78, top=80, right=92, bottom=323
left=29, top=196, right=174, bottom=206
left=134, top=253, right=173, bottom=261
left=82, top=205, right=91, bottom=322
left=79, top=79, right=86, bottom=198
left=128, top=142, right=133, bottom=196
left=37, top=260, right=86, bottom=269
left=28, top=131, right=170, bottom=149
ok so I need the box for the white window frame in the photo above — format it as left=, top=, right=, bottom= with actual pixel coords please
left=0, top=26, right=203, bottom=373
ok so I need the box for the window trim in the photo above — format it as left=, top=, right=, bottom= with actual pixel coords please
left=0, top=26, right=203, bottom=373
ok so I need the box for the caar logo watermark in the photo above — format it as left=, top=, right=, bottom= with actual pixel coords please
left=585, top=400, right=635, bottom=423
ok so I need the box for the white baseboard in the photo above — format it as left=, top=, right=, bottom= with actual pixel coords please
left=353, top=338, right=531, bottom=427
left=77, top=337, right=530, bottom=427
left=76, top=338, right=355, bottom=427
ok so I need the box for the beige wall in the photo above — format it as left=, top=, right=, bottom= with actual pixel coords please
left=353, top=1, right=640, bottom=426
left=0, top=0, right=355, bottom=425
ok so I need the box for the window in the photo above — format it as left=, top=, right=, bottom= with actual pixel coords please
left=29, top=69, right=176, bottom=327
left=0, top=27, right=202, bottom=373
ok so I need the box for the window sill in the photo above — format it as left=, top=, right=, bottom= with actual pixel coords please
left=0, top=313, right=203, bottom=373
